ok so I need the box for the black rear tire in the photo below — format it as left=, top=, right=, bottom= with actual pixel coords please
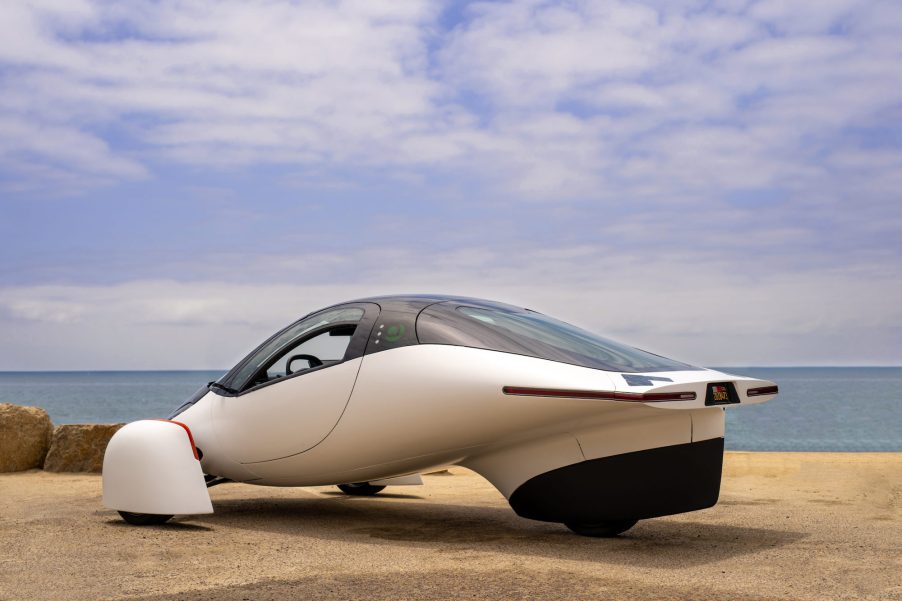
left=337, top=483, right=386, bottom=496
left=565, top=519, right=638, bottom=537
left=118, top=511, right=173, bottom=526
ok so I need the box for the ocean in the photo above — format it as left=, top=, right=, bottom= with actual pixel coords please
left=0, top=367, right=899, bottom=451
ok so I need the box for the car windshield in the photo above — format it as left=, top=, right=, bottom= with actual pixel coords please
left=417, top=304, right=698, bottom=373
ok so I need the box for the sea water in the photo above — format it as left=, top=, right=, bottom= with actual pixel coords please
left=0, top=371, right=224, bottom=425
left=0, top=367, right=899, bottom=451
left=721, top=367, right=901, bottom=451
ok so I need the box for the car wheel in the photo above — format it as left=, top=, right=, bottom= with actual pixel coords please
left=337, top=482, right=386, bottom=496
left=118, top=511, right=173, bottom=525
left=564, top=519, right=638, bottom=537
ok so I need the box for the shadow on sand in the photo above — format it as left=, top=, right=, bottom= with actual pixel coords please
left=156, top=492, right=805, bottom=570
left=104, top=518, right=213, bottom=532
left=129, top=567, right=790, bottom=601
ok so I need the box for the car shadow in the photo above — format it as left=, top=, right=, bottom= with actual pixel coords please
left=318, top=490, right=426, bottom=500
left=189, top=494, right=804, bottom=569
left=126, top=567, right=788, bottom=601
left=104, top=519, right=213, bottom=532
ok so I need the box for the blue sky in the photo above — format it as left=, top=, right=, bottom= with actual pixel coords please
left=1, top=0, right=900, bottom=369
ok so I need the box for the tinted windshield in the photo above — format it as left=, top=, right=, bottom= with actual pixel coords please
left=417, top=303, right=698, bottom=373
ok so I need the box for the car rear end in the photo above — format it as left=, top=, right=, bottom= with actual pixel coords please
left=499, top=368, right=777, bottom=527
left=417, top=299, right=779, bottom=532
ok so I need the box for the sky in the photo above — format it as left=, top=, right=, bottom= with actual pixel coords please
left=1, top=0, right=901, bottom=370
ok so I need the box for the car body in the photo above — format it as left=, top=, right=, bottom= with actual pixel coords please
left=102, top=294, right=778, bottom=536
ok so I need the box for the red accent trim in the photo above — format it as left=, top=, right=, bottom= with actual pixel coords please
left=746, top=385, right=778, bottom=397
left=152, top=419, right=200, bottom=460
left=502, top=386, right=697, bottom=402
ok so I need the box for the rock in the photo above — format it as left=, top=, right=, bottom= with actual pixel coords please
left=43, top=424, right=125, bottom=473
left=0, top=403, right=54, bottom=472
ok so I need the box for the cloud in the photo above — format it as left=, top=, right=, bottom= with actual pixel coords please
left=0, top=117, right=146, bottom=183
left=441, top=0, right=663, bottom=106
left=0, top=0, right=899, bottom=201
left=0, top=0, right=444, bottom=191
left=0, top=1, right=900, bottom=367
left=1, top=242, right=899, bottom=369
left=438, top=0, right=902, bottom=200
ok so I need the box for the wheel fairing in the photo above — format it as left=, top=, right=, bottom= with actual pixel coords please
left=102, top=420, right=213, bottom=515
left=508, top=438, right=724, bottom=523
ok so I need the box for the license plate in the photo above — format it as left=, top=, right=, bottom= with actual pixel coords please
left=705, top=382, right=738, bottom=406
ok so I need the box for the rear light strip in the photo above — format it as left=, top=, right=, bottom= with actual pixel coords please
left=502, top=386, right=696, bottom=402
left=746, top=385, right=779, bottom=397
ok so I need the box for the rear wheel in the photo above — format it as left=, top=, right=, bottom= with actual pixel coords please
left=118, top=511, right=173, bottom=526
left=337, top=482, right=386, bottom=496
left=565, top=519, right=637, bottom=537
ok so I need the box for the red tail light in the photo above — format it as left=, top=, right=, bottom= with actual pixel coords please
left=502, top=386, right=696, bottom=402
left=746, top=385, right=778, bottom=397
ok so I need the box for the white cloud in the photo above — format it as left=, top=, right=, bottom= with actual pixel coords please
left=0, top=1, right=900, bottom=367
left=0, top=0, right=899, bottom=202
left=747, top=0, right=862, bottom=34
left=1, top=243, right=899, bottom=369
left=439, top=0, right=902, bottom=199
left=441, top=0, right=662, bottom=107
left=0, top=117, right=146, bottom=181
left=0, top=0, right=445, bottom=188
left=4, top=297, right=87, bottom=324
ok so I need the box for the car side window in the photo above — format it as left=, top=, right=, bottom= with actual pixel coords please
left=416, top=303, right=698, bottom=373
left=263, top=326, right=355, bottom=381
left=228, top=307, right=365, bottom=392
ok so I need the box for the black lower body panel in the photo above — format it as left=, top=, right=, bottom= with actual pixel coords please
left=509, top=437, right=724, bottom=523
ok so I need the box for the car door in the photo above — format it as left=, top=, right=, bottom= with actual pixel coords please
left=211, top=303, right=379, bottom=464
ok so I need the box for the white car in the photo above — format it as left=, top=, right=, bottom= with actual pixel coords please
left=103, top=295, right=778, bottom=536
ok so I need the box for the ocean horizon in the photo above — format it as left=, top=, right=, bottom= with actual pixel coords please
left=1, top=366, right=900, bottom=452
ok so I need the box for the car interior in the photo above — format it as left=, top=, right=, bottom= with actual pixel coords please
left=245, top=322, right=358, bottom=390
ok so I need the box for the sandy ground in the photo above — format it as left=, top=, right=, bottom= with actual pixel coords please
left=1, top=452, right=900, bottom=601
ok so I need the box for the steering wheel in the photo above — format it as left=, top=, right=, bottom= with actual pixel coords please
left=285, top=354, right=323, bottom=375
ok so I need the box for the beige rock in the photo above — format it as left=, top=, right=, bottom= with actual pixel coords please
left=43, top=423, right=124, bottom=473
left=0, top=403, right=54, bottom=472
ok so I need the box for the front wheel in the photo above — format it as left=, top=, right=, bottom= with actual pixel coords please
left=118, top=511, right=173, bottom=526
left=565, top=519, right=637, bottom=537
left=337, top=483, right=386, bottom=496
